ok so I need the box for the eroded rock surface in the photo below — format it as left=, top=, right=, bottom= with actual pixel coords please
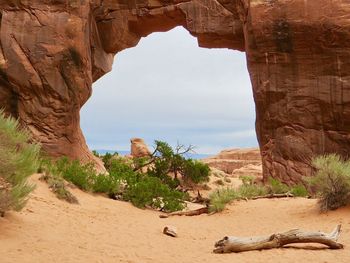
left=203, top=148, right=262, bottom=177
left=1, top=0, right=350, bottom=183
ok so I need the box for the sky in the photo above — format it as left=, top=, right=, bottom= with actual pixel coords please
left=80, top=26, right=257, bottom=154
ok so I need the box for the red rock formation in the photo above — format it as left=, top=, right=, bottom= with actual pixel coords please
left=0, top=0, right=349, bottom=183
left=130, top=138, right=151, bottom=158
left=203, top=148, right=262, bottom=176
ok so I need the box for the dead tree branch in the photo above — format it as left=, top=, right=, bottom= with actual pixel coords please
left=214, top=225, right=343, bottom=253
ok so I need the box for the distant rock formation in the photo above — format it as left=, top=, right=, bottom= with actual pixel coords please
left=130, top=138, right=151, bottom=158
left=203, top=148, right=262, bottom=179
left=1, top=1, right=350, bottom=183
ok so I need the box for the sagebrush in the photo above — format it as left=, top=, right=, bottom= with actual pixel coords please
left=0, top=111, right=39, bottom=216
left=309, top=154, right=350, bottom=211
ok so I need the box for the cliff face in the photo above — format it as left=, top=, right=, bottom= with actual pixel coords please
left=0, top=0, right=349, bottom=183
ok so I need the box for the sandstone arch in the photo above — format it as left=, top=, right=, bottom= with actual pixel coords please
left=0, top=0, right=350, bottom=183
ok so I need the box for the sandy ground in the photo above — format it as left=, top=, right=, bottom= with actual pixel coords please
left=1, top=174, right=350, bottom=263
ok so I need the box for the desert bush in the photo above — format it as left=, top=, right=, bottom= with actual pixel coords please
left=209, top=188, right=238, bottom=213
left=309, top=154, right=350, bottom=211
left=55, top=157, right=96, bottom=191
left=123, top=175, right=186, bottom=212
left=182, top=159, right=210, bottom=184
left=102, top=152, right=120, bottom=170
left=39, top=140, right=209, bottom=213
left=41, top=157, right=123, bottom=197
left=40, top=156, right=187, bottom=212
left=267, top=177, right=290, bottom=194
left=290, top=184, right=309, bottom=197
left=138, top=140, right=209, bottom=187
left=0, top=111, right=39, bottom=215
left=108, top=158, right=187, bottom=212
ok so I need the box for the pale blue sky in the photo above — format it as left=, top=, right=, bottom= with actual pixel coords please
left=81, top=27, right=257, bottom=154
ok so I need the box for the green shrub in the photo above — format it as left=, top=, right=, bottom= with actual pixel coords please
left=123, top=175, right=186, bottom=212
left=102, top=152, right=120, bottom=170
left=182, top=159, right=210, bottom=184
left=38, top=140, right=210, bottom=213
left=42, top=157, right=123, bottom=197
left=0, top=111, right=39, bottom=215
left=290, top=184, right=309, bottom=197
left=309, top=154, right=350, bottom=211
left=137, top=140, right=209, bottom=188
left=108, top=158, right=186, bottom=212
left=41, top=156, right=187, bottom=212
left=267, top=177, right=290, bottom=194
left=209, top=188, right=238, bottom=213
left=55, top=157, right=96, bottom=191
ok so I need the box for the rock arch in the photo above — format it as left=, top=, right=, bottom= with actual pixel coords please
left=0, top=0, right=350, bottom=183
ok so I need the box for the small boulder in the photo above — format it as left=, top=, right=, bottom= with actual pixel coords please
left=163, top=226, right=178, bottom=237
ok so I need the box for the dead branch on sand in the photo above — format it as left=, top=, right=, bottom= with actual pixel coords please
left=250, top=193, right=294, bottom=200
left=214, top=225, right=343, bottom=253
left=159, top=206, right=209, bottom=218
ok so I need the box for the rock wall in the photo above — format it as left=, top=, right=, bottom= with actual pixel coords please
left=0, top=0, right=349, bottom=183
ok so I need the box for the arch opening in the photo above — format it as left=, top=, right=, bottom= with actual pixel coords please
left=81, top=27, right=257, bottom=156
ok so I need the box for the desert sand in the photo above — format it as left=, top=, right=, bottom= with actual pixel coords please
left=1, top=174, right=349, bottom=263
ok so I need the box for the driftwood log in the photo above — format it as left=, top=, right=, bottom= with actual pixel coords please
left=250, top=193, right=294, bottom=200
left=214, top=225, right=343, bottom=253
left=159, top=207, right=209, bottom=218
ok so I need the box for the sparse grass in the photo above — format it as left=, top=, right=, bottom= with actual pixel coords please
left=239, top=175, right=255, bottom=186
left=209, top=184, right=267, bottom=213
left=238, top=183, right=268, bottom=199
left=209, top=188, right=238, bottom=213
left=40, top=173, right=78, bottom=204
left=309, top=154, right=350, bottom=211
left=209, top=175, right=310, bottom=213
left=0, top=110, right=39, bottom=216
left=267, top=177, right=290, bottom=194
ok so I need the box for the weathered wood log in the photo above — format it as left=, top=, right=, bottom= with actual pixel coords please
left=163, top=226, right=178, bottom=237
left=214, top=225, right=343, bottom=253
left=250, top=193, right=294, bottom=200
left=159, top=207, right=208, bottom=218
